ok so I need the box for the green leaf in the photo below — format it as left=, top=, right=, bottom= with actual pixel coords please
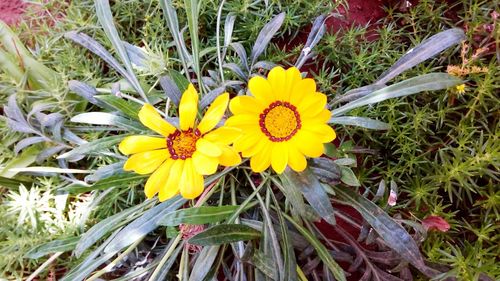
left=62, top=173, right=146, bottom=193
left=0, top=146, right=39, bottom=178
left=188, top=246, right=220, bottom=281
left=94, top=95, right=141, bottom=120
left=9, top=167, right=92, bottom=174
left=329, top=116, right=390, bottom=130
left=159, top=205, right=239, bottom=226
left=332, top=73, right=462, bottom=116
left=251, top=12, right=285, bottom=65
left=281, top=168, right=336, bottom=225
left=189, top=224, right=261, bottom=246
left=95, top=0, right=147, bottom=101
left=284, top=214, right=346, bottom=281
left=331, top=186, right=439, bottom=277
left=26, top=237, right=79, bottom=259
left=104, top=196, right=186, bottom=253
left=57, top=135, right=123, bottom=160
left=75, top=200, right=150, bottom=257
left=71, top=112, right=144, bottom=131
left=340, top=166, right=361, bottom=187
left=168, top=69, right=190, bottom=94
left=252, top=251, right=278, bottom=280
left=0, top=176, right=31, bottom=189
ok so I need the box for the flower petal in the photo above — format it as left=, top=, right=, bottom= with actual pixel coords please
left=144, top=159, right=174, bottom=198
left=287, top=144, right=307, bottom=172
left=138, top=104, right=176, bottom=137
left=229, top=95, right=265, bottom=115
left=218, top=145, right=241, bottom=166
left=179, top=84, right=199, bottom=130
left=123, top=149, right=169, bottom=174
left=197, top=92, right=229, bottom=133
left=303, top=123, right=336, bottom=143
left=159, top=160, right=183, bottom=201
left=248, top=75, right=274, bottom=104
left=192, top=151, right=219, bottom=175
left=290, top=78, right=316, bottom=105
left=241, top=137, right=268, bottom=157
left=233, top=132, right=261, bottom=152
left=271, top=142, right=288, bottom=174
left=292, top=130, right=324, bottom=158
left=179, top=159, right=204, bottom=199
left=204, top=126, right=242, bottom=145
left=225, top=114, right=259, bottom=130
left=284, top=67, right=302, bottom=101
left=119, top=136, right=166, bottom=155
left=196, top=138, right=222, bottom=157
left=267, top=66, right=286, bottom=100
left=297, top=92, right=327, bottom=117
left=250, top=142, right=273, bottom=172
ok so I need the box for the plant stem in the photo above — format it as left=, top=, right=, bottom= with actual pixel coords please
left=148, top=234, right=183, bottom=281
left=87, top=237, right=144, bottom=281
left=26, top=251, right=63, bottom=281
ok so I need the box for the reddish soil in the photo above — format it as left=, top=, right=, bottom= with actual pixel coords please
left=0, top=0, right=27, bottom=25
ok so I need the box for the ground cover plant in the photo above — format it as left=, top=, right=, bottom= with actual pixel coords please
left=0, top=0, right=498, bottom=280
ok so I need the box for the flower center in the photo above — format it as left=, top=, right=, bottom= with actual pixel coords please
left=259, top=101, right=301, bottom=142
left=166, top=128, right=201, bottom=159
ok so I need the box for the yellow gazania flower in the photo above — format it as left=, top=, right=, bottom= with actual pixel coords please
left=119, top=84, right=241, bottom=201
left=226, top=66, right=336, bottom=174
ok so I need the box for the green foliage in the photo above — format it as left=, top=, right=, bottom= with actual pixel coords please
left=0, top=0, right=497, bottom=280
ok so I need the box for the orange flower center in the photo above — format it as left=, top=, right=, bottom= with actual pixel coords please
left=259, top=101, right=301, bottom=142
left=166, top=128, right=200, bottom=159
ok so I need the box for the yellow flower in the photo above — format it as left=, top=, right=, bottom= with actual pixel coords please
left=455, top=84, right=466, bottom=94
left=119, top=84, right=241, bottom=201
left=226, top=66, right=335, bottom=174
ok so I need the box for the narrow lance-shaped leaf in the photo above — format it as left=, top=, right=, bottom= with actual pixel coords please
left=104, top=196, right=186, bottom=253
left=329, top=116, right=390, bottom=130
left=57, top=135, right=123, bottom=160
left=159, top=205, right=239, bottom=226
left=331, top=185, right=440, bottom=278
left=332, top=73, right=462, bottom=117
left=281, top=168, right=336, bottom=225
left=250, top=12, right=285, bottom=65
left=26, top=237, right=80, bottom=259
left=95, top=0, right=148, bottom=101
left=189, top=224, right=261, bottom=246
left=295, top=14, right=327, bottom=69
left=284, top=213, right=346, bottom=281
left=377, top=28, right=465, bottom=85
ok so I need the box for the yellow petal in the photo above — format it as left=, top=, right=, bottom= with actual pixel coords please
left=297, top=92, right=327, bottom=117
left=288, top=145, right=307, bottom=172
left=179, top=84, right=199, bottom=130
left=250, top=142, right=273, bottom=172
left=229, top=95, right=265, bottom=115
left=218, top=145, right=241, bottom=166
left=303, top=123, right=336, bottom=143
left=302, top=109, right=331, bottom=125
left=159, top=160, right=183, bottom=201
left=284, top=67, right=302, bottom=101
left=144, top=159, right=174, bottom=198
left=138, top=104, right=176, bottom=137
left=180, top=159, right=204, bottom=199
left=196, top=138, right=222, bottom=157
left=248, top=75, right=274, bottom=104
left=204, top=126, right=242, bottom=145
left=225, top=114, right=259, bottom=129
left=271, top=142, right=288, bottom=174
left=290, top=78, right=316, bottom=105
left=192, top=151, right=219, bottom=175
left=233, top=133, right=261, bottom=152
left=123, top=149, right=169, bottom=174
left=119, top=136, right=166, bottom=155
left=267, top=66, right=286, bottom=100
left=198, top=92, right=229, bottom=133
left=292, top=130, right=324, bottom=158
left=241, top=137, right=268, bottom=157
